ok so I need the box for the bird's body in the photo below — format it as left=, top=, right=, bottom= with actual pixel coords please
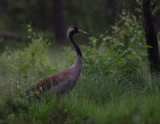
left=26, top=26, right=87, bottom=97
left=33, top=56, right=82, bottom=95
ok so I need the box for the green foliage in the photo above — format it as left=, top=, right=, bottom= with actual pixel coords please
left=74, top=13, right=151, bottom=104
left=0, top=97, right=30, bottom=123
left=0, top=26, right=54, bottom=96
left=102, top=13, right=148, bottom=75
left=1, top=94, right=160, bottom=124
left=83, top=13, right=147, bottom=76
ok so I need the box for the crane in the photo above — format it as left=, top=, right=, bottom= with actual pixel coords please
left=26, top=26, right=88, bottom=98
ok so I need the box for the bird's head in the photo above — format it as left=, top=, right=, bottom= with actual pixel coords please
left=67, top=25, right=88, bottom=37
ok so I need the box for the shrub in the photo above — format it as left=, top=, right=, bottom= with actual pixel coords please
left=83, top=13, right=148, bottom=77
left=0, top=26, right=53, bottom=96
left=75, top=12, right=150, bottom=103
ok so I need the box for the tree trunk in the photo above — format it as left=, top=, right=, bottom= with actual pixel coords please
left=53, top=0, right=66, bottom=43
left=33, top=0, right=47, bottom=29
left=154, top=6, right=160, bottom=34
left=106, top=0, right=116, bottom=25
left=141, top=0, right=160, bottom=74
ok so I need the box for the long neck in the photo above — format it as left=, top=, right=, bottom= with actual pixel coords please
left=68, top=33, right=82, bottom=57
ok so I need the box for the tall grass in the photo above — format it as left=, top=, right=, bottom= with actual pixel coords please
left=0, top=14, right=160, bottom=124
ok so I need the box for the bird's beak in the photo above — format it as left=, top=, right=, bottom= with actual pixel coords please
left=78, top=29, right=88, bottom=34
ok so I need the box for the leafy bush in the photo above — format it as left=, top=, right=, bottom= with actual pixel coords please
left=83, top=13, right=148, bottom=77
left=0, top=26, right=53, bottom=96
left=0, top=97, right=30, bottom=123
left=74, top=13, right=150, bottom=103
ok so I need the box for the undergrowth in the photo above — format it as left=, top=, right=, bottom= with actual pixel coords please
left=0, top=13, right=160, bottom=124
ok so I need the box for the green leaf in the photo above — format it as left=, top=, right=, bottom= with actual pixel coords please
left=35, top=91, right=40, bottom=95
left=13, top=88, right=19, bottom=93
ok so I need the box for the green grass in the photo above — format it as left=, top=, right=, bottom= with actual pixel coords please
left=1, top=16, right=160, bottom=123
left=1, top=92, right=160, bottom=124
left=0, top=48, right=160, bottom=124
left=0, top=41, right=160, bottom=123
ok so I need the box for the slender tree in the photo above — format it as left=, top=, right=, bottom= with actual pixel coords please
left=33, top=0, right=47, bottom=29
left=141, top=0, right=160, bottom=73
left=154, top=6, right=160, bottom=34
left=106, top=0, right=116, bottom=25
left=53, top=0, right=66, bottom=43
